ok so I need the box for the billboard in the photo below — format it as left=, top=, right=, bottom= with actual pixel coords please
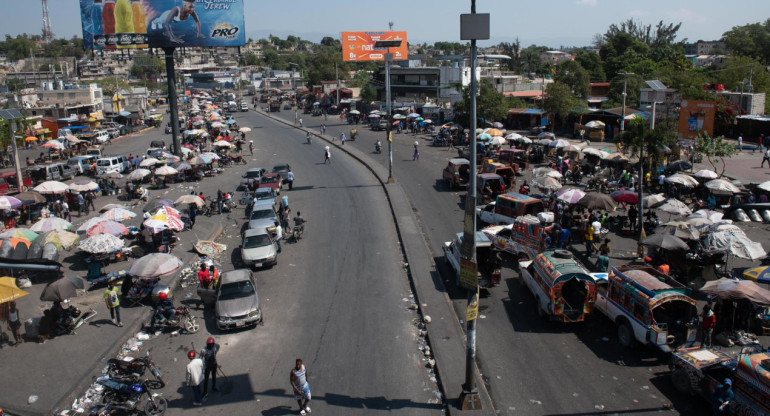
left=341, top=31, right=408, bottom=62
left=678, top=100, right=716, bottom=140
left=80, top=0, right=245, bottom=50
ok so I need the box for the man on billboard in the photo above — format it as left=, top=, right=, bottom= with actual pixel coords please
left=150, top=0, right=204, bottom=44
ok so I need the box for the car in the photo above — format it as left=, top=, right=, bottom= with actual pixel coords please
left=254, top=187, right=278, bottom=206
left=283, top=102, right=293, bottom=110
left=271, top=164, right=290, bottom=183
left=371, top=119, right=388, bottom=131
left=258, top=172, right=282, bottom=194
left=248, top=203, right=278, bottom=230
left=241, top=167, right=267, bottom=189
left=240, top=101, right=249, bottom=112
left=240, top=227, right=278, bottom=268
left=215, top=269, right=263, bottom=330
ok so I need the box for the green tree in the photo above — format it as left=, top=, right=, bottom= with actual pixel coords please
left=554, top=60, right=590, bottom=99
left=543, top=82, right=580, bottom=130
left=575, top=50, right=605, bottom=81
left=91, top=78, right=130, bottom=100
left=239, top=52, right=260, bottom=66
left=130, top=56, right=165, bottom=79
left=4, top=35, right=38, bottom=61
left=497, top=39, right=521, bottom=72
left=715, top=56, right=770, bottom=98
left=692, top=132, right=736, bottom=177
left=722, top=19, right=770, bottom=65
left=452, top=79, right=509, bottom=127
left=600, top=32, right=650, bottom=79
left=607, top=73, right=643, bottom=108
left=305, top=48, right=346, bottom=87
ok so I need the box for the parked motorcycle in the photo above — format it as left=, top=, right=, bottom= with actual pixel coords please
left=106, top=351, right=165, bottom=388
left=146, top=306, right=200, bottom=334
left=96, top=376, right=167, bottom=416
left=230, top=154, right=247, bottom=165
left=40, top=304, right=97, bottom=337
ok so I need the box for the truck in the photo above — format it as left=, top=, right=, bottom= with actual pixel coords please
left=269, top=100, right=281, bottom=112
left=482, top=215, right=553, bottom=261
left=476, top=192, right=544, bottom=225
left=519, top=249, right=597, bottom=322
left=443, top=231, right=501, bottom=288
left=592, top=264, right=698, bottom=351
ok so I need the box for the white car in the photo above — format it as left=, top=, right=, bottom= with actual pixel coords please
left=241, top=227, right=278, bottom=268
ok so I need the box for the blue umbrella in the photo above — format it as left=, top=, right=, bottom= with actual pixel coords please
left=226, top=119, right=237, bottom=125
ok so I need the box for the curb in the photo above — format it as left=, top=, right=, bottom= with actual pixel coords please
left=256, top=112, right=494, bottom=414
left=50, top=221, right=224, bottom=416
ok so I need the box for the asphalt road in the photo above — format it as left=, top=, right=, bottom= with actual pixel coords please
left=60, top=109, right=445, bottom=415
left=271, top=110, right=713, bottom=415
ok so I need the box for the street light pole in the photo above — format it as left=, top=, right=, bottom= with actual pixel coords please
left=374, top=40, right=402, bottom=184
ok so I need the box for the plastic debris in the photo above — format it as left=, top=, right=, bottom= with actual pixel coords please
left=28, top=395, right=38, bottom=404
left=529, top=399, right=542, bottom=405
left=424, top=315, right=432, bottom=323
left=594, top=405, right=605, bottom=410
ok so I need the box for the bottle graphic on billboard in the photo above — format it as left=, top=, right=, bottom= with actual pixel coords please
left=92, top=0, right=104, bottom=46
left=131, top=0, right=147, bottom=47
left=102, top=0, right=116, bottom=49
left=114, top=0, right=134, bottom=48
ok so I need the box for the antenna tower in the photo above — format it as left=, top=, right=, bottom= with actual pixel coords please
left=41, top=0, right=54, bottom=42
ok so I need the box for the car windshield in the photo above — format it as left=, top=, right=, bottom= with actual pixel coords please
left=256, top=190, right=272, bottom=199
left=219, top=280, right=254, bottom=300
left=244, top=234, right=271, bottom=248
left=261, top=176, right=279, bottom=184
left=273, top=165, right=288, bottom=172
left=250, top=209, right=274, bottom=220
left=245, top=171, right=262, bottom=178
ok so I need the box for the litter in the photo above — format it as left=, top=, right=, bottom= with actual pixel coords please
left=529, top=399, right=542, bottom=405
left=28, top=395, right=38, bottom=404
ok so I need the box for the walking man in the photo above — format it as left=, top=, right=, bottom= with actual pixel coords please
left=339, top=132, right=346, bottom=143
left=700, top=304, right=716, bottom=347
left=274, top=220, right=282, bottom=253
left=77, top=193, right=85, bottom=217
left=200, top=337, right=219, bottom=399
left=737, top=135, right=742, bottom=152
left=189, top=206, right=197, bottom=230
left=186, top=351, right=204, bottom=406
left=290, top=359, right=312, bottom=415
left=413, top=141, right=420, bottom=161
left=86, top=191, right=95, bottom=212
left=762, top=148, right=770, bottom=168
left=104, top=281, right=122, bottom=327
left=249, top=140, right=254, bottom=155
left=324, top=147, right=331, bottom=164
left=216, top=190, right=223, bottom=215
left=287, top=168, right=294, bottom=191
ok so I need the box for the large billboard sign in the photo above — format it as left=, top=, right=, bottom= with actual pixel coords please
left=80, top=0, right=245, bottom=50
left=341, top=31, right=408, bottom=62
left=678, top=100, right=716, bottom=141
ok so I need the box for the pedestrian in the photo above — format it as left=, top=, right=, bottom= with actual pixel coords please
left=61, top=199, right=71, bottom=222
left=103, top=281, right=122, bottom=327
left=585, top=223, right=594, bottom=257
left=281, top=205, right=291, bottom=233
left=274, top=220, right=282, bottom=253
left=5, top=301, right=22, bottom=346
left=558, top=227, right=571, bottom=249
left=700, top=304, right=716, bottom=347
left=324, top=147, right=331, bottom=164
left=189, top=206, right=197, bottom=230
left=198, top=264, right=211, bottom=288
left=413, top=141, right=420, bottom=161
left=216, top=189, right=223, bottom=215
left=339, top=132, right=346, bottom=143
left=712, top=378, right=733, bottom=415
left=249, top=140, right=254, bottom=156
left=737, top=135, right=743, bottom=151
left=77, top=193, right=85, bottom=217
left=290, top=358, right=312, bottom=415
left=599, top=238, right=611, bottom=257
left=761, top=148, right=770, bottom=168
left=200, top=337, right=219, bottom=399
left=628, top=204, right=638, bottom=232
left=287, top=168, right=294, bottom=191
left=86, top=191, right=95, bottom=212
left=186, top=350, right=204, bottom=406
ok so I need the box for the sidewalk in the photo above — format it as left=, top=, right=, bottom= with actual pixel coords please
left=264, top=113, right=495, bottom=415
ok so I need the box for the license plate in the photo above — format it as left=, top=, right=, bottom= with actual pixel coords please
left=236, top=320, right=245, bottom=327
left=254, top=263, right=262, bottom=268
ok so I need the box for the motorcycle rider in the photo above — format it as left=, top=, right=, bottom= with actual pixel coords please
left=375, top=139, right=382, bottom=153
left=293, top=211, right=306, bottom=234
left=200, top=337, right=220, bottom=398
left=151, top=292, right=176, bottom=328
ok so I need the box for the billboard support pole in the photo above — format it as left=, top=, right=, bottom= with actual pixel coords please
left=163, top=47, right=182, bottom=157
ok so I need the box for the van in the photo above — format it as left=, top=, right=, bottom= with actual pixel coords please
left=0, top=171, right=32, bottom=195
left=96, top=157, right=125, bottom=175
left=228, top=101, right=239, bottom=112
left=477, top=192, right=545, bottom=225
left=94, top=131, right=110, bottom=144
left=481, top=161, right=515, bottom=189
left=27, top=163, right=75, bottom=182
left=115, top=155, right=130, bottom=172
left=85, top=147, right=103, bottom=158
left=67, top=155, right=97, bottom=175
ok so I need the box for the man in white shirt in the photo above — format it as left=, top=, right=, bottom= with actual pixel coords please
left=287, top=169, right=295, bottom=191
left=274, top=220, right=282, bottom=253
left=186, top=350, right=204, bottom=406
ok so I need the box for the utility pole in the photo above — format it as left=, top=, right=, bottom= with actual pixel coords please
left=458, top=1, right=489, bottom=410
left=163, top=47, right=181, bottom=157
left=620, top=72, right=630, bottom=132
left=374, top=39, right=402, bottom=184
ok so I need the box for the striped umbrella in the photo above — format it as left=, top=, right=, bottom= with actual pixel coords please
left=30, top=217, right=73, bottom=232
left=144, top=213, right=183, bottom=232
left=555, top=188, right=586, bottom=204
left=101, top=207, right=137, bottom=222
left=33, top=181, right=69, bottom=194
left=77, top=216, right=107, bottom=232
left=0, top=228, right=38, bottom=241
left=0, top=196, right=23, bottom=210
left=79, top=234, right=124, bottom=254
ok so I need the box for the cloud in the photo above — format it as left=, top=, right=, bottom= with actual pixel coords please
left=576, top=0, right=598, bottom=6
left=629, top=9, right=649, bottom=18
left=665, top=8, right=706, bottom=23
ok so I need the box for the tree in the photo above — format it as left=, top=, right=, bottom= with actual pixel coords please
left=4, top=35, right=38, bottom=61
left=130, top=56, right=165, bottom=79
left=722, top=19, right=770, bottom=65
left=498, top=39, right=521, bottom=72
left=715, top=56, right=770, bottom=99
left=575, top=50, right=605, bottom=82
left=692, top=132, right=736, bottom=177
left=452, top=79, right=508, bottom=127
left=600, top=32, right=650, bottom=79
left=6, top=78, right=26, bottom=93
left=239, top=52, right=259, bottom=66
left=305, top=48, right=346, bottom=87
left=607, top=73, right=643, bottom=108
left=554, top=60, right=590, bottom=99
left=543, top=82, right=580, bottom=130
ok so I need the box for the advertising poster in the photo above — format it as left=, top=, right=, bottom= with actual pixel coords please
left=80, top=0, right=245, bottom=50
left=341, top=31, right=408, bottom=62
left=678, top=100, right=716, bottom=140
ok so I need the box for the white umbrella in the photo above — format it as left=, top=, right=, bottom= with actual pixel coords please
left=690, top=209, right=724, bottom=222
left=65, top=135, right=82, bottom=143
left=705, top=179, right=741, bottom=195
left=127, top=168, right=152, bottom=181
left=79, top=234, right=124, bottom=254
left=683, top=216, right=714, bottom=229
left=530, top=176, right=562, bottom=191
left=154, top=166, right=178, bottom=176
left=544, top=170, right=563, bottom=179
left=555, top=188, right=586, bottom=204
left=533, top=167, right=558, bottom=177
left=31, top=217, right=73, bottom=232
left=585, top=120, right=605, bottom=128
left=537, top=138, right=553, bottom=146
left=665, top=173, right=699, bottom=187
left=562, top=145, right=581, bottom=153
left=758, top=181, right=770, bottom=193
left=514, top=136, right=532, bottom=144
left=505, top=133, right=524, bottom=141
left=694, top=169, right=718, bottom=179
left=0, top=196, right=22, bottom=210
left=68, top=180, right=99, bottom=192
left=643, top=193, right=666, bottom=209
left=77, top=216, right=107, bottom=232
left=658, top=199, right=692, bottom=216
left=239, top=127, right=252, bottom=133
left=213, top=140, right=233, bottom=148
left=581, top=148, right=604, bottom=158
left=174, top=195, right=205, bottom=207
left=490, top=137, right=506, bottom=146
left=550, top=139, right=570, bottom=148
left=140, top=158, right=162, bottom=167
left=33, top=181, right=69, bottom=194
left=129, top=253, right=183, bottom=278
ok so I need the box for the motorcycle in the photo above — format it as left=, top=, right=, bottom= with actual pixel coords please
left=106, top=351, right=165, bottom=388
left=146, top=306, right=200, bottom=334
left=230, top=154, right=247, bottom=165
left=96, top=376, right=167, bottom=416
left=42, top=304, right=97, bottom=337
left=292, top=224, right=304, bottom=242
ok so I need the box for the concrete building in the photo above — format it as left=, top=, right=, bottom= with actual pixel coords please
left=720, top=91, right=766, bottom=116
left=375, top=66, right=440, bottom=103
left=687, top=55, right=728, bottom=68
left=639, top=80, right=679, bottom=108
left=683, top=41, right=727, bottom=55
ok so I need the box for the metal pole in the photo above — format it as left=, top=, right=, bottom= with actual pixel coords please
left=9, top=119, right=24, bottom=195
left=386, top=52, right=394, bottom=183
left=163, top=47, right=182, bottom=157
left=620, top=72, right=628, bottom=132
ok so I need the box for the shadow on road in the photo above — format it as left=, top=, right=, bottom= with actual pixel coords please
left=254, top=389, right=443, bottom=413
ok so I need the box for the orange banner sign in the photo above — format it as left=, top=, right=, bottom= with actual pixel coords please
left=341, top=31, right=408, bottom=62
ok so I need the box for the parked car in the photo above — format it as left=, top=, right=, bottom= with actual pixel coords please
left=371, top=119, right=388, bottom=131
left=258, top=173, right=282, bottom=194
left=240, top=101, right=249, bottom=112
left=442, top=158, right=470, bottom=189
left=0, top=171, right=32, bottom=195
left=248, top=202, right=278, bottom=230
left=241, top=167, right=267, bottom=189
left=241, top=227, right=278, bottom=268
left=215, top=269, right=263, bottom=330
left=271, top=164, right=290, bottom=184
left=67, top=155, right=98, bottom=176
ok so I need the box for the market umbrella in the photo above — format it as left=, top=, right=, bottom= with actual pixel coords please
left=690, top=209, right=724, bottom=222
left=64, top=135, right=81, bottom=143
left=174, top=162, right=192, bottom=172
left=505, top=132, right=524, bottom=141
left=6, top=238, right=29, bottom=249
left=34, top=181, right=68, bottom=194
left=485, top=128, right=503, bottom=137
left=226, top=119, right=237, bottom=125
left=604, top=152, right=628, bottom=162
left=585, top=120, right=605, bottom=128
left=757, top=181, right=770, bottom=193
left=68, top=180, right=99, bottom=192
left=174, top=195, right=205, bottom=207
left=694, top=169, right=719, bottom=179
left=662, top=222, right=701, bottom=240
left=562, top=145, right=582, bottom=153
left=77, top=216, right=107, bottom=232
left=86, top=220, right=128, bottom=237
left=0, top=196, right=22, bottom=210
left=156, top=206, right=181, bottom=217
left=199, top=152, right=220, bottom=161
left=533, top=167, right=558, bottom=177
left=707, top=231, right=766, bottom=260
left=190, top=156, right=208, bottom=166
left=348, top=110, right=361, bottom=115
left=15, top=191, right=45, bottom=204
left=537, top=138, right=553, bottom=146
left=666, top=160, right=692, bottom=173
left=581, top=147, right=605, bottom=158
left=640, top=233, right=689, bottom=250
left=392, top=114, right=406, bottom=120
left=610, top=190, right=639, bottom=204
left=550, top=139, right=570, bottom=148
left=743, top=267, right=770, bottom=284
left=555, top=188, right=586, bottom=204
left=35, top=230, right=79, bottom=250
left=139, top=158, right=162, bottom=167
left=144, top=199, right=174, bottom=213
left=30, top=217, right=72, bottom=232
left=78, top=233, right=124, bottom=254
left=100, top=171, right=123, bottom=179
left=0, top=276, right=28, bottom=304
left=101, top=207, right=136, bottom=222
left=700, top=278, right=770, bottom=306
left=128, top=168, right=152, bottom=181
left=368, top=114, right=381, bottom=119
left=213, top=140, right=233, bottom=148
left=544, top=170, right=563, bottom=179
left=25, top=136, right=38, bottom=142
left=537, top=132, right=555, bottom=140
left=492, top=122, right=504, bottom=129
left=0, top=228, right=38, bottom=241
left=683, top=216, right=714, bottom=229
left=129, top=253, right=183, bottom=279
left=154, top=166, right=178, bottom=176
left=705, top=179, right=741, bottom=195
left=144, top=213, right=183, bottom=232
left=665, top=173, right=699, bottom=187
left=41, top=141, right=64, bottom=150
left=658, top=198, right=692, bottom=216
left=577, top=192, right=617, bottom=211
left=407, top=113, right=420, bottom=118
left=40, top=276, right=83, bottom=302
left=99, top=204, right=127, bottom=213
left=515, top=136, right=532, bottom=144
left=530, top=176, right=562, bottom=191
left=490, top=137, right=507, bottom=146
left=642, top=193, right=666, bottom=209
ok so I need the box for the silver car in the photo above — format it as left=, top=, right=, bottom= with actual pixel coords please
left=215, top=269, right=262, bottom=330
left=241, top=227, right=278, bottom=268
left=248, top=203, right=278, bottom=230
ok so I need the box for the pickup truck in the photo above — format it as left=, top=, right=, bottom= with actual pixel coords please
left=443, top=231, right=501, bottom=288
left=482, top=215, right=552, bottom=261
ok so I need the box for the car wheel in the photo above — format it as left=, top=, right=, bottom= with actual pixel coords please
left=671, top=369, right=692, bottom=395
left=617, top=321, right=636, bottom=348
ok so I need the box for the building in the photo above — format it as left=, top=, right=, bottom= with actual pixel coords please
left=375, top=66, right=440, bottom=103
left=683, top=41, right=727, bottom=55
left=688, top=55, right=728, bottom=68
left=639, top=80, right=679, bottom=108
left=588, top=82, right=610, bottom=108
left=479, top=69, right=524, bottom=94
left=719, top=91, right=766, bottom=116
left=18, top=83, right=105, bottom=127
left=103, top=87, right=148, bottom=117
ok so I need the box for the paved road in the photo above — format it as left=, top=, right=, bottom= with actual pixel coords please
left=270, top=112, right=719, bottom=415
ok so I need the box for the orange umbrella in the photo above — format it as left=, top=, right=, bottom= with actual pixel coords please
left=8, top=238, right=30, bottom=249
left=25, top=136, right=38, bottom=142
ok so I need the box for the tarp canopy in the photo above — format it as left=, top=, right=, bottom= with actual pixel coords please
left=700, top=278, right=770, bottom=306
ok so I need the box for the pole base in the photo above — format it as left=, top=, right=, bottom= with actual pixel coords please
left=387, top=176, right=396, bottom=184
left=459, top=389, right=482, bottom=410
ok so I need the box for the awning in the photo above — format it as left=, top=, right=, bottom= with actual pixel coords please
left=57, top=116, right=78, bottom=123
left=524, top=109, right=546, bottom=115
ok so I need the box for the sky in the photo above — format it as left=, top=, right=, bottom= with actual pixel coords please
left=1, top=0, right=766, bottom=49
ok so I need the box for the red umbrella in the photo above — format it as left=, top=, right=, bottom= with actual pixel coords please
left=220, top=136, right=233, bottom=142
left=610, top=190, right=639, bottom=204
left=182, top=143, right=194, bottom=149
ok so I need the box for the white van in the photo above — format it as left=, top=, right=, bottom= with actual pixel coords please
left=96, top=157, right=126, bottom=175
left=67, top=155, right=98, bottom=175
left=94, top=131, right=111, bottom=144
